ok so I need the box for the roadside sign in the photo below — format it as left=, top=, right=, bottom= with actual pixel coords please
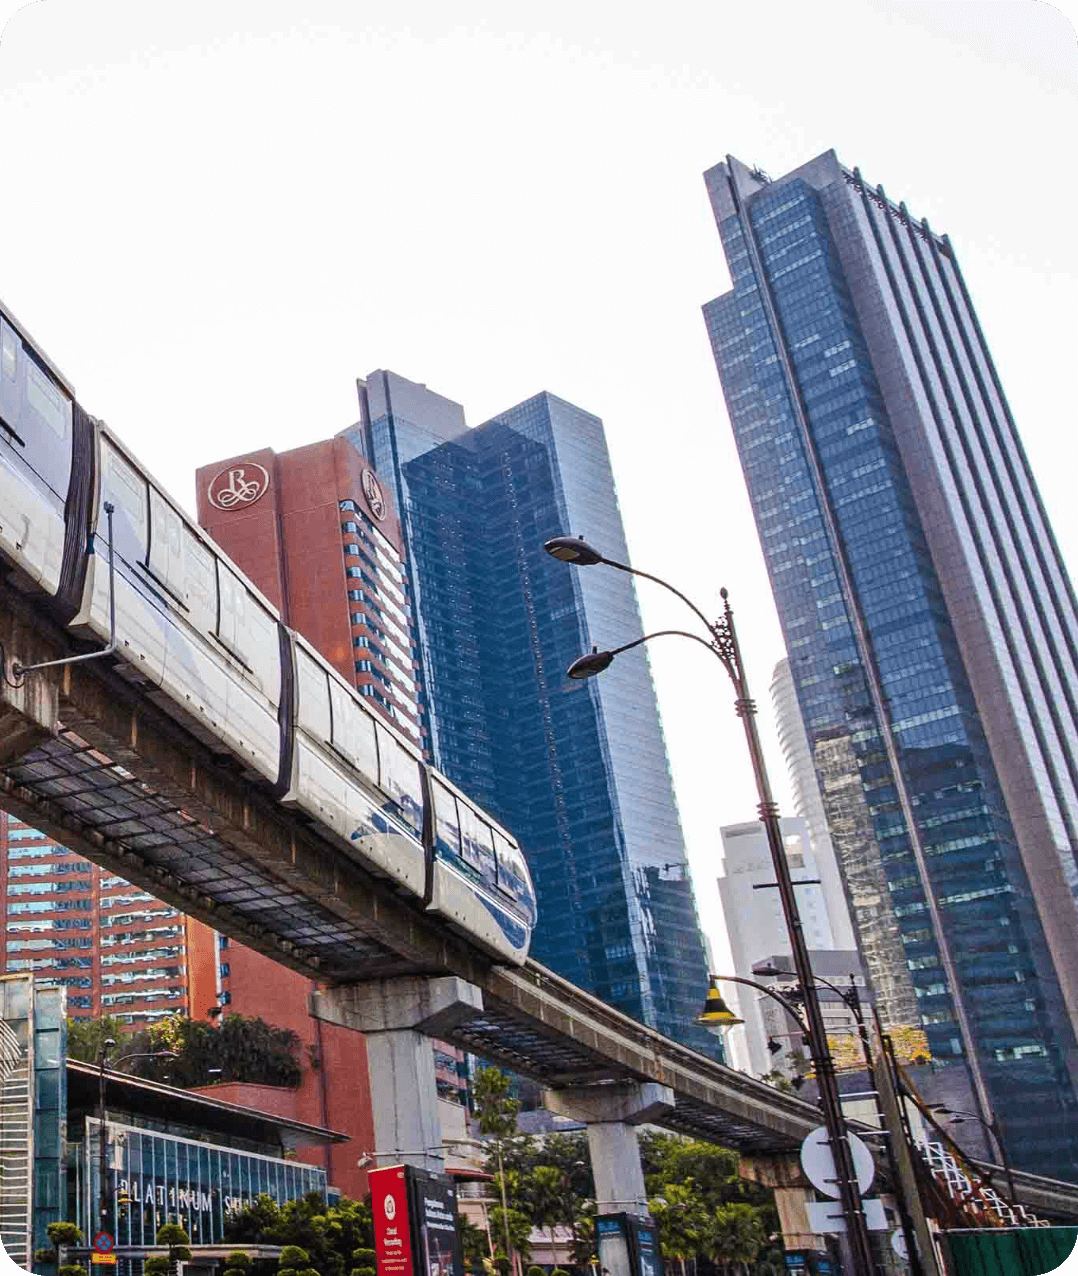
left=93, top=1232, right=115, bottom=1255
left=91, top=1255, right=117, bottom=1266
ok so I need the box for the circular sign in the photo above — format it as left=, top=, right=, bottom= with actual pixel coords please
left=800, top=1125, right=875, bottom=1198
left=362, top=469, right=387, bottom=521
left=383, top=1192, right=396, bottom=1221
left=207, top=462, right=270, bottom=511
left=93, top=1232, right=115, bottom=1254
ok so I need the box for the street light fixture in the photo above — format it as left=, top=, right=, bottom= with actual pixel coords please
left=928, top=1106, right=1017, bottom=1202
left=544, top=537, right=877, bottom=1276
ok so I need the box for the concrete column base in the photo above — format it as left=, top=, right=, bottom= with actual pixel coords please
left=543, top=1082, right=674, bottom=1219
left=741, top=1154, right=828, bottom=1251
left=311, top=976, right=483, bottom=1174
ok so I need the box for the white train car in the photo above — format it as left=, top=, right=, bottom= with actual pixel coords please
left=0, top=295, right=537, bottom=965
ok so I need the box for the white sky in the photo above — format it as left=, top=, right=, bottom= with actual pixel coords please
left=0, top=0, right=1075, bottom=974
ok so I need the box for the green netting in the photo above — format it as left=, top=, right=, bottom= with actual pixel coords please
left=943, top=1228, right=1078, bottom=1276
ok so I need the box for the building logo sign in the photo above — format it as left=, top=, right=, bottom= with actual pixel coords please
left=362, top=469, right=387, bottom=521
left=207, top=462, right=270, bottom=511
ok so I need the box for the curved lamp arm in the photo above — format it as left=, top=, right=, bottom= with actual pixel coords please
left=714, top=974, right=810, bottom=1039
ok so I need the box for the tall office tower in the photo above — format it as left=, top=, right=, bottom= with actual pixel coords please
left=703, top=150, right=1078, bottom=1178
left=770, top=658, right=857, bottom=956
left=0, top=813, right=217, bottom=1025
left=346, top=375, right=715, bottom=1055
left=717, top=818, right=863, bottom=1078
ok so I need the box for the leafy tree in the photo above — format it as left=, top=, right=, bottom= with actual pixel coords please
left=529, top=1164, right=568, bottom=1258
left=458, top=1219, right=492, bottom=1272
left=224, top=1252, right=251, bottom=1276
left=706, top=1203, right=766, bottom=1276
left=46, top=1222, right=83, bottom=1271
left=123, top=1013, right=303, bottom=1088
left=65, top=1018, right=134, bottom=1063
left=225, top=1191, right=374, bottom=1276
left=143, top=1260, right=170, bottom=1276
left=473, top=1068, right=524, bottom=1269
left=58, top=1266, right=87, bottom=1276
left=488, top=1205, right=532, bottom=1265
left=649, top=1184, right=711, bottom=1276
left=156, top=1224, right=191, bottom=1276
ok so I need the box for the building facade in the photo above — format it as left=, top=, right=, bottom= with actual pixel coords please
left=0, top=813, right=218, bottom=1027
left=347, top=374, right=715, bottom=1054
left=703, top=150, right=1078, bottom=1178
left=717, top=817, right=862, bottom=1078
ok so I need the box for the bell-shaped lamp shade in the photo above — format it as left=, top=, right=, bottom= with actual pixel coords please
left=544, top=535, right=604, bottom=566
left=697, top=980, right=744, bottom=1029
left=567, top=649, right=615, bottom=680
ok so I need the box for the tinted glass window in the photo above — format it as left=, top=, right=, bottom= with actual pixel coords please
left=431, top=779, right=461, bottom=859
left=375, top=725, right=423, bottom=835
left=328, top=679, right=378, bottom=779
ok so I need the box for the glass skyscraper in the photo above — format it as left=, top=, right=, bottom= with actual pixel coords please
left=703, top=150, right=1078, bottom=1178
left=346, top=374, right=715, bottom=1056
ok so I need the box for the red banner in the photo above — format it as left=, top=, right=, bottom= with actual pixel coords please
left=371, top=1166, right=415, bottom=1276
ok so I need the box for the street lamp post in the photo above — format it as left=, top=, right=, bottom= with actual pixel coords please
left=929, top=1107, right=1017, bottom=1203
left=544, top=536, right=878, bottom=1276
left=97, top=1038, right=116, bottom=1234
left=97, top=1046, right=180, bottom=1232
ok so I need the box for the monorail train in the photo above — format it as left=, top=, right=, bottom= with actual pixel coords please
left=0, top=297, right=537, bottom=964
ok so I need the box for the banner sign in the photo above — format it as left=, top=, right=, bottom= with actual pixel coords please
left=406, top=1166, right=463, bottom=1276
left=371, top=1166, right=415, bottom=1276
left=370, top=1164, right=462, bottom=1276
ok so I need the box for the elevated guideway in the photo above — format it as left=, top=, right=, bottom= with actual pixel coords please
left=0, top=586, right=820, bottom=1153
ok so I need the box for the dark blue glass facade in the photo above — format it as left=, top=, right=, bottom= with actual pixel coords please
left=704, top=152, right=1078, bottom=1179
left=349, top=377, right=715, bottom=1056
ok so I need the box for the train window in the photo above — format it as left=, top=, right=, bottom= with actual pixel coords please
left=1, top=325, right=15, bottom=381
left=100, top=441, right=148, bottom=568
left=243, top=596, right=280, bottom=695
left=458, top=804, right=496, bottom=878
left=375, top=724, right=423, bottom=836
left=183, top=532, right=216, bottom=636
left=26, top=360, right=68, bottom=440
left=296, top=650, right=331, bottom=741
left=494, top=831, right=532, bottom=917
left=431, top=779, right=462, bottom=860
left=329, top=678, right=378, bottom=780
left=216, top=561, right=248, bottom=664
left=148, top=489, right=186, bottom=602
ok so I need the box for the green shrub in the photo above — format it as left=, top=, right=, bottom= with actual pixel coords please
left=550, top=1269, right=570, bottom=1276
left=352, top=1248, right=376, bottom=1267
left=351, top=1267, right=377, bottom=1276
left=278, top=1246, right=311, bottom=1270
left=58, top=1265, right=87, bottom=1276
left=527, top=1267, right=546, bottom=1276
left=143, top=1260, right=169, bottom=1276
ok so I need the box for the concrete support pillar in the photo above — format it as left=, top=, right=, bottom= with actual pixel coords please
left=311, top=975, right=483, bottom=1174
left=543, top=1082, right=675, bottom=1219
left=741, top=1154, right=829, bottom=1253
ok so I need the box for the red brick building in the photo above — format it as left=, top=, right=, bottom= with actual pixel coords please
left=190, top=433, right=431, bottom=1200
